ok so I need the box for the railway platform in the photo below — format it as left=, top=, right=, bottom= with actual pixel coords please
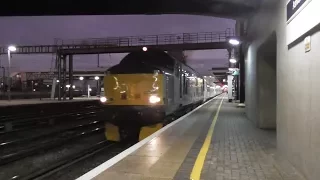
left=77, top=94, right=305, bottom=180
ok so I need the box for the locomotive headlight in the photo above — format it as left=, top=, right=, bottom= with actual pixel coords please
left=100, top=97, right=107, bottom=103
left=149, top=95, right=160, bottom=104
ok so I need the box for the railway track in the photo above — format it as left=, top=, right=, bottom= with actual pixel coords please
left=18, top=141, right=123, bottom=180
left=0, top=126, right=133, bottom=180
left=0, top=104, right=98, bottom=121
left=0, top=102, right=134, bottom=180
left=0, top=134, right=109, bottom=180
left=0, top=119, right=102, bottom=149
left=0, top=101, right=100, bottom=118
left=0, top=106, right=104, bottom=133
left=0, top=125, right=105, bottom=166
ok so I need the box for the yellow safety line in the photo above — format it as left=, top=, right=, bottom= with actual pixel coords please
left=190, top=96, right=224, bottom=180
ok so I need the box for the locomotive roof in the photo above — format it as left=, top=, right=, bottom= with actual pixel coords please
left=119, top=50, right=201, bottom=76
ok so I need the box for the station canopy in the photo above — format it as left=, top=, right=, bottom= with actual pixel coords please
left=1, top=0, right=259, bottom=18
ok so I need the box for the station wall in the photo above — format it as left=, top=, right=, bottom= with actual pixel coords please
left=244, top=0, right=320, bottom=179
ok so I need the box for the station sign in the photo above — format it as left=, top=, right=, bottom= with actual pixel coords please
left=286, top=0, right=319, bottom=45
left=287, top=0, right=309, bottom=22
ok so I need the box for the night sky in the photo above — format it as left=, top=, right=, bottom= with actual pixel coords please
left=0, top=14, right=235, bottom=75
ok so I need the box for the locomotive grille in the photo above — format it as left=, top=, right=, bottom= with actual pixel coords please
left=121, top=93, right=127, bottom=100
left=135, top=93, right=141, bottom=99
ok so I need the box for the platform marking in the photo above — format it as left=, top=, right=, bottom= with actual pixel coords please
left=190, top=96, right=224, bottom=180
left=76, top=94, right=224, bottom=180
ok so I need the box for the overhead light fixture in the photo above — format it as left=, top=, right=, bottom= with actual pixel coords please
left=142, top=47, right=148, bottom=51
left=228, top=39, right=240, bottom=45
left=79, top=76, right=84, bottom=80
left=8, top=45, right=17, bottom=52
left=229, top=58, right=237, bottom=63
left=94, top=76, right=99, bottom=80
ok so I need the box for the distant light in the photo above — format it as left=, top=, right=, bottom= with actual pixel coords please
left=66, top=84, right=70, bottom=88
left=56, top=80, right=60, bottom=83
left=79, top=76, right=84, bottom=80
left=8, top=45, right=17, bottom=52
left=72, top=85, right=75, bottom=89
left=142, top=47, right=148, bottom=51
left=47, top=85, right=49, bottom=87
left=229, top=39, right=240, bottom=45
left=229, top=58, right=237, bottom=63
left=94, top=76, right=99, bottom=80
left=33, top=89, right=36, bottom=91
left=223, top=79, right=226, bottom=82
left=89, top=88, right=92, bottom=92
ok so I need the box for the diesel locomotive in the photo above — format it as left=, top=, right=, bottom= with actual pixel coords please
left=100, top=49, right=222, bottom=141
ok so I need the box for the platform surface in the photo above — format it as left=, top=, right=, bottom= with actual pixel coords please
left=78, top=95, right=305, bottom=180
left=0, top=97, right=99, bottom=107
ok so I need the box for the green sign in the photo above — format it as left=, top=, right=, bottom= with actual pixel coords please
left=232, top=70, right=239, bottom=76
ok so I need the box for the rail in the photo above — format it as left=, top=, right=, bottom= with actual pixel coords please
left=0, top=29, right=235, bottom=54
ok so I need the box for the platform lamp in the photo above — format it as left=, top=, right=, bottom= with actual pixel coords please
left=228, top=47, right=237, bottom=65
left=229, top=58, right=237, bottom=64
left=7, top=45, right=16, bottom=101
left=228, top=39, right=240, bottom=66
left=94, top=76, right=100, bottom=96
left=228, top=38, right=240, bottom=46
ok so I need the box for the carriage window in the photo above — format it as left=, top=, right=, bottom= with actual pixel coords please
left=180, top=67, right=182, bottom=98
left=185, top=78, right=188, bottom=94
left=175, top=63, right=180, bottom=77
left=195, top=78, right=198, bottom=95
left=183, top=74, right=187, bottom=94
left=202, top=79, right=205, bottom=95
